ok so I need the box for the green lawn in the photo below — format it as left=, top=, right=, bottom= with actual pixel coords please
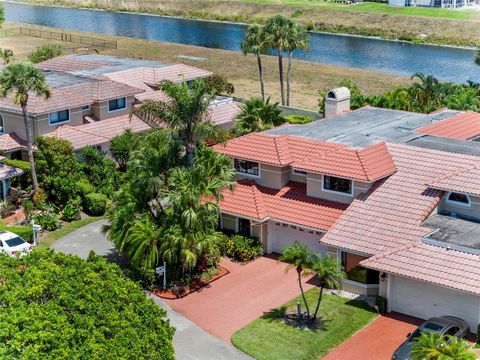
left=232, top=289, right=378, bottom=360
left=38, top=216, right=103, bottom=249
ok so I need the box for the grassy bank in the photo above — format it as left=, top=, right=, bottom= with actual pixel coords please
left=10, top=0, right=480, bottom=47
left=2, top=22, right=410, bottom=110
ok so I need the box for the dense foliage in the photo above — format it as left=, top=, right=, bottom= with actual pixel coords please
left=109, top=129, right=140, bottom=172
left=320, top=75, right=480, bottom=115
left=218, top=233, right=264, bottom=261
left=0, top=250, right=175, bottom=359
left=28, top=44, right=64, bottom=64
left=84, top=192, right=108, bottom=216
left=411, top=332, right=476, bottom=360
left=234, top=97, right=283, bottom=135
left=204, top=74, right=235, bottom=96
left=283, top=114, right=314, bottom=124
left=80, top=146, right=121, bottom=197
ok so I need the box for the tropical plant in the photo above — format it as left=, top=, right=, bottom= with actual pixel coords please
left=218, top=233, right=264, bottom=261
left=109, top=129, right=140, bottom=172
left=411, top=332, right=476, bottom=360
left=242, top=24, right=268, bottom=100
left=33, top=203, right=61, bottom=231
left=286, top=23, right=309, bottom=106
left=133, top=79, right=217, bottom=166
left=28, top=43, right=63, bottom=64
left=0, top=48, right=14, bottom=65
left=0, top=63, right=51, bottom=191
left=310, top=254, right=346, bottom=320
left=0, top=249, right=175, bottom=359
left=280, top=242, right=314, bottom=318
left=234, top=97, right=283, bottom=135
left=61, top=198, right=82, bottom=222
left=410, top=72, right=442, bottom=111
left=84, top=192, right=108, bottom=216
left=204, top=74, right=235, bottom=96
left=80, top=146, right=121, bottom=197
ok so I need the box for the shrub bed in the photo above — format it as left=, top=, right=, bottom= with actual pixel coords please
left=84, top=192, right=107, bottom=216
left=219, top=234, right=264, bottom=262
left=283, top=114, right=314, bottom=124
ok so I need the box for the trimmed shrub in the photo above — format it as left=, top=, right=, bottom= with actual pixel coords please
left=0, top=224, right=33, bottom=242
left=84, top=192, right=107, bottom=216
left=3, top=159, right=30, bottom=171
left=76, top=179, right=95, bottom=197
left=28, top=44, right=63, bottom=64
left=283, top=114, right=314, bottom=124
left=218, top=234, right=263, bottom=262
left=61, top=198, right=82, bottom=222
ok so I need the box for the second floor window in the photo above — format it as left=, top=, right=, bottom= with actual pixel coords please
left=323, top=175, right=352, bottom=195
left=234, top=159, right=259, bottom=176
left=108, top=97, right=126, bottom=112
left=49, top=110, right=70, bottom=125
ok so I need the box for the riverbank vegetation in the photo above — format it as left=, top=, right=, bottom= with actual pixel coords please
left=12, top=0, right=480, bottom=47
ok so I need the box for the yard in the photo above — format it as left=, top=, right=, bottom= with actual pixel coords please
left=232, top=289, right=378, bottom=360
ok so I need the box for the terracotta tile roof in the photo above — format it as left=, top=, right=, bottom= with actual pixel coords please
left=46, top=114, right=151, bottom=149
left=0, top=163, right=24, bottom=180
left=416, top=111, right=480, bottom=140
left=361, top=242, right=480, bottom=295
left=427, top=166, right=480, bottom=196
left=36, top=57, right=106, bottom=72
left=209, top=101, right=242, bottom=129
left=134, top=90, right=170, bottom=102
left=321, top=143, right=480, bottom=255
left=213, top=133, right=344, bottom=167
left=294, top=141, right=397, bottom=182
left=0, top=133, right=27, bottom=152
left=65, top=79, right=144, bottom=102
left=220, top=180, right=348, bottom=231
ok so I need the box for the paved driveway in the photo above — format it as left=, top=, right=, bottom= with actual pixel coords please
left=322, top=312, right=423, bottom=360
left=164, top=255, right=318, bottom=343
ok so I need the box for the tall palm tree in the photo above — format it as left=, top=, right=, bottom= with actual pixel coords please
left=264, top=15, right=294, bottom=106
left=234, top=97, right=283, bottom=135
left=410, top=72, right=441, bottom=111
left=241, top=24, right=268, bottom=101
left=133, top=79, right=216, bottom=166
left=0, top=62, right=51, bottom=191
left=411, top=332, right=476, bottom=360
left=0, top=49, right=14, bottom=65
left=280, top=242, right=313, bottom=318
left=286, top=23, right=309, bottom=106
left=310, top=254, right=346, bottom=320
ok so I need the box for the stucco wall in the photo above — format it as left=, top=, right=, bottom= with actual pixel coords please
left=1, top=110, right=27, bottom=139
left=306, top=173, right=372, bottom=204
left=438, top=194, right=480, bottom=221
left=34, top=107, right=85, bottom=138
left=235, top=163, right=290, bottom=190
left=92, top=96, right=135, bottom=120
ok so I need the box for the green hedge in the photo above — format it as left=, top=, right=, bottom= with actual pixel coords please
left=3, top=159, right=31, bottom=171
left=76, top=179, right=95, bottom=197
left=218, top=234, right=264, bottom=261
left=283, top=114, right=314, bottom=125
left=0, top=225, right=33, bottom=242
left=84, top=193, right=107, bottom=216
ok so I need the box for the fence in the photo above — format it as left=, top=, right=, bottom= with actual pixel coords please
left=0, top=28, right=117, bottom=50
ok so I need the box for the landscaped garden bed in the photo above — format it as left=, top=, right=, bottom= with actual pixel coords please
left=232, top=289, right=378, bottom=360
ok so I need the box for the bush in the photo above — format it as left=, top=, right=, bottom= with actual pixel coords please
left=283, top=114, right=314, bottom=124
left=84, top=192, right=107, bottom=216
left=219, top=234, right=263, bottom=262
left=4, top=159, right=31, bottom=189
left=0, top=224, right=33, bottom=242
left=61, top=198, right=82, bottom=222
left=80, top=146, right=121, bottom=197
left=32, top=188, right=47, bottom=207
left=28, top=44, right=63, bottom=64
left=33, top=205, right=61, bottom=231
left=3, top=158, right=30, bottom=171
left=204, top=74, right=235, bottom=96
left=375, top=296, right=387, bottom=314
left=76, top=179, right=95, bottom=197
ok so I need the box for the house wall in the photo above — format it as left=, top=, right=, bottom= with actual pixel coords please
left=1, top=110, right=27, bottom=139
left=34, top=107, right=85, bottom=138
left=306, top=173, right=372, bottom=204
left=235, top=163, right=291, bottom=190
left=92, top=96, right=135, bottom=120
left=438, top=194, right=480, bottom=221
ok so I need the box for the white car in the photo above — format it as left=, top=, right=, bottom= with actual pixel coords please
left=0, top=231, right=33, bottom=257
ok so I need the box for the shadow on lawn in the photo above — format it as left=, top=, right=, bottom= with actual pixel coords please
left=260, top=306, right=330, bottom=332
left=345, top=298, right=377, bottom=313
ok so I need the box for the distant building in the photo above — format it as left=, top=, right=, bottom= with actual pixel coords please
left=389, top=0, right=477, bottom=8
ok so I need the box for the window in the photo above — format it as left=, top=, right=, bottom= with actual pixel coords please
left=81, top=105, right=91, bottom=111
left=0, top=113, right=4, bottom=134
left=238, top=218, right=251, bottom=236
left=292, top=169, right=307, bottom=176
left=49, top=110, right=70, bottom=125
left=323, top=175, right=352, bottom=195
left=446, top=192, right=470, bottom=206
left=108, top=97, right=126, bottom=112
left=234, top=159, right=259, bottom=176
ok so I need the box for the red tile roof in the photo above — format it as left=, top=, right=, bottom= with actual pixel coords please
left=427, top=166, right=480, bottom=196
left=209, top=101, right=242, bottom=129
left=416, top=111, right=480, bottom=140
left=220, top=180, right=348, bottom=231
left=65, top=79, right=144, bottom=102
left=0, top=133, right=27, bottom=152
left=361, top=242, right=480, bottom=295
left=321, top=143, right=480, bottom=255
left=36, top=57, right=106, bottom=72
left=294, top=141, right=397, bottom=182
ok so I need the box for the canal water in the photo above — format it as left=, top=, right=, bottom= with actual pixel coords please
left=2, top=1, right=479, bottom=82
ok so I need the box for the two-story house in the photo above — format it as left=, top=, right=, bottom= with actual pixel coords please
left=214, top=88, right=480, bottom=332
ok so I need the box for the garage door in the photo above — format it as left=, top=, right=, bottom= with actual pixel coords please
left=271, top=222, right=326, bottom=254
left=390, top=276, right=479, bottom=331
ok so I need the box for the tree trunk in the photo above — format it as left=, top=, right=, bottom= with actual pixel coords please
left=21, top=104, right=39, bottom=191
left=256, top=52, right=265, bottom=101
left=313, top=286, right=324, bottom=320
left=277, top=47, right=285, bottom=106
left=286, top=50, right=293, bottom=107
left=297, top=269, right=310, bottom=318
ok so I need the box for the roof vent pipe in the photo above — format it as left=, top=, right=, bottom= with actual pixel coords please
left=324, top=87, right=351, bottom=119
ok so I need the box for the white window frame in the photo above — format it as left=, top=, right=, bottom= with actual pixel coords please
left=81, top=105, right=91, bottom=111
left=234, top=158, right=260, bottom=179
left=49, top=109, right=70, bottom=126
left=445, top=191, right=471, bottom=208
left=291, top=169, right=307, bottom=177
left=108, top=97, right=127, bottom=113
left=322, top=174, right=354, bottom=197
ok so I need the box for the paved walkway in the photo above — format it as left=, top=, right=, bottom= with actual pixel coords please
left=50, top=220, right=251, bottom=360
left=164, top=255, right=318, bottom=343
left=323, top=312, right=423, bottom=360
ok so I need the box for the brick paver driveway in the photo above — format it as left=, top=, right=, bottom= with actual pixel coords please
left=323, top=312, right=423, bottom=360
left=164, top=255, right=317, bottom=342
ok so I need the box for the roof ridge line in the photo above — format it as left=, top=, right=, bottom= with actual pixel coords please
left=356, top=148, right=370, bottom=182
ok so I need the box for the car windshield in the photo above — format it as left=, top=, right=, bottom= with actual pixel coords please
left=5, top=236, right=26, bottom=248
left=409, top=322, right=443, bottom=341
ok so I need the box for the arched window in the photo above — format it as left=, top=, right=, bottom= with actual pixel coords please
left=446, top=192, right=471, bottom=206
left=0, top=113, right=4, bottom=134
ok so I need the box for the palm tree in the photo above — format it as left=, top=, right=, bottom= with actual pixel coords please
left=310, top=254, right=346, bottom=320
left=0, top=62, right=51, bottom=191
left=242, top=24, right=268, bottom=100
left=410, top=73, right=441, bottom=111
left=280, top=242, right=313, bottom=318
left=411, top=332, right=476, bottom=360
left=286, top=23, right=309, bottom=106
left=0, top=49, right=14, bottom=65
left=133, top=79, right=216, bottom=166
left=264, top=15, right=294, bottom=106
left=109, top=129, right=138, bottom=172
left=234, top=97, right=283, bottom=135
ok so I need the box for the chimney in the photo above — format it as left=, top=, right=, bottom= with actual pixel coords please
left=324, top=87, right=351, bottom=118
